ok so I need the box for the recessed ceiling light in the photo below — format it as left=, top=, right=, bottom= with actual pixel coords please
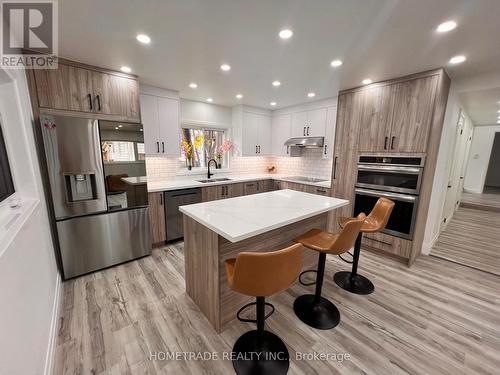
left=497, top=109, right=500, bottom=113
left=236, top=94, right=243, bottom=99
left=140, top=128, right=143, bottom=131
left=189, top=83, right=198, bottom=89
left=362, top=79, right=372, bottom=85
left=136, top=34, right=151, bottom=44
left=272, top=80, right=281, bottom=87
left=307, top=92, right=316, bottom=98
left=279, top=29, right=293, bottom=39
left=206, top=98, right=213, bottom=102
left=449, top=55, right=466, bottom=64
left=118, top=125, right=123, bottom=128
left=220, top=64, right=231, bottom=71
left=120, top=66, right=131, bottom=73
left=330, top=59, right=343, bottom=67
left=437, top=21, right=457, bottom=33
left=270, top=101, right=277, bottom=106
left=115, top=127, right=119, bottom=130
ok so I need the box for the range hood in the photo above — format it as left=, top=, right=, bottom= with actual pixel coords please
left=284, top=136, right=324, bottom=148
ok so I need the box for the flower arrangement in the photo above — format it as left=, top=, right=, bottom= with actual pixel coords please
left=181, top=134, right=205, bottom=170
left=214, top=139, right=234, bottom=167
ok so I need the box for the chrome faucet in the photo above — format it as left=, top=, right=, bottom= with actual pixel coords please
left=207, top=159, right=218, bottom=179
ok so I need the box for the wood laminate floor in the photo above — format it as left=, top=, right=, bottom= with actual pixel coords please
left=461, top=188, right=500, bottom=212
left=432, top=206, right=500, bottom=276
left=54, top=242, right=500, bottom=375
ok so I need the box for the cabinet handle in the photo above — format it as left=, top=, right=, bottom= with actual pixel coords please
left=156, top=141, right=160, bottom=153
left=316, top=189, right=327, bottom=194
left=87, top=94, right=93, bottom=110
left=255, top=145, right=258, bottom=154
left=307, top=126, right=310, bottom=136
left=324, top=144, right=327, bottom=155
left=96, top=94, right=101, bottom=111
left=391, top=136, right=395, bottom=150
left=384, top=136, right=388, bottom=150
left=303, top=127, right=306, bottom=136
left=286, top=145, right=289, bottom=154
left=160, top=193, right=163, bottom=205
left=333, top=156, right=338, bottom=179
left=257, top=182, right=260, bottom=190
left=162, top=141, right=165, bottom=153
left=258, top=145, right=261, bottom=154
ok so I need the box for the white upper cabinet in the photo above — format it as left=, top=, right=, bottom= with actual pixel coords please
left=291, top=108, right=327, bottom=137
left=271, top=113, right=292, bottom=156
left=307, top=108, right=328, bottom=137
left=242, top=111, right=260, bottom=155
left=140, top=91, right=180, bottom=156
left=157, top=96, right=180, bottom=156
left=323, top=106, right=337, bottom=159
left=291, top=111, right=308, bottom=137
left=233, top=105, right=272, bottom=156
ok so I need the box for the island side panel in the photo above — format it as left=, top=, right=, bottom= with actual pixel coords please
left=218, top=213, right=327, bottom=331
left=183, top=215, right=221, bottom=331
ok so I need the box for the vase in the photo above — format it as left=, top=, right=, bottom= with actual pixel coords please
left=187, top=160, right=192, bottom=170
left=216, top=156, right=222, bottom=168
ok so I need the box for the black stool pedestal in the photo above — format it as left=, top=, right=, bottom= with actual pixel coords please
left=232, top=296, right=289, bottom=375
left=334, top=233, right=375, bottom=295
left=293, top=253, right=341, bottom=330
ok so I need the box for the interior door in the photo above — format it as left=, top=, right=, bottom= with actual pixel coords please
left=389, top=76, right=438, bottom=152
left=272, top=113, right=291, bottom=156
left=158, top=96, right=180, bottom=156
left=306, top=108, right=327, bottom=137
left=139, top=94, right=160, bottom=154
left=291, top=111, right=307, bottom=137
left=357, top=85, right=395, bottom=152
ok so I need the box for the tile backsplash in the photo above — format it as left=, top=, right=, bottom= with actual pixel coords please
left=146, top=148, right=332, bottom=182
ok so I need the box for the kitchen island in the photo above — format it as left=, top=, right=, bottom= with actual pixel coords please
left=180, top=189, right=348, bottom=332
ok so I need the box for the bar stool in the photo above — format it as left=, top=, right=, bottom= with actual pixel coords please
left=225, top=243, right=303, bottom=375
left=293, top=213, right=366, bottom=330
left=334, top=197, right=395, bottom=295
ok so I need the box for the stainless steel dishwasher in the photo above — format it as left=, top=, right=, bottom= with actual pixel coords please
left=164, top=188, right=202, bottom=241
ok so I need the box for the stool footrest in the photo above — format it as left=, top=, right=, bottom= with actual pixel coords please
left=338, top=251, right=354, bottom=264
left=298, top=269, right=317, bottom=286
left=237, top=301, right=275, bottom=323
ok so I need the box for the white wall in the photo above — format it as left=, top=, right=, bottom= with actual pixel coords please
left=464, top=125, right=500, bottom=193
left=0, top=69, right=60, bottom=375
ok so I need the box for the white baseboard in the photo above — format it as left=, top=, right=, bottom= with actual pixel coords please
left=463, top=188, right=482, bottom=194
left=44, top=273, right=61, bottom=375
left=422, top=232, right=441, bottom=256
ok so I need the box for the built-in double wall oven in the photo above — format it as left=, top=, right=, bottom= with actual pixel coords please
left=353, top=155, right=425, bottom=240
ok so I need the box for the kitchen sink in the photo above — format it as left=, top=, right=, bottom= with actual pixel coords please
left=197, top=178, right=232, bottom=183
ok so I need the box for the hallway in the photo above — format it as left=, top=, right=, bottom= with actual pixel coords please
left=461, top=188, right=500, bottom=212
left=432, top=206, right=500, bottom=276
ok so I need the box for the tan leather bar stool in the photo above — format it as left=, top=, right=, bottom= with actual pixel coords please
left=334, top=197, right=395, bottom=295
left=293, top=213, right=366, bottom=330
left=225, top=243, right=303, bottom=375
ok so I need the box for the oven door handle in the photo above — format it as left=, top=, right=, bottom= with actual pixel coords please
left=355, top=188, right=417, bottom=203
left=357, top=165, right=421, bottom=174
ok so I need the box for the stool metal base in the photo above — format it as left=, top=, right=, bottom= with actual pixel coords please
left=293, top=294, right=340, bottom=330
left=334, top=271, right=375, bottom=295
left=232, top=330, right=289, bottom=375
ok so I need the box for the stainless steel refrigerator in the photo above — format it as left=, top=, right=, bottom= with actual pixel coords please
left=40, top=114, right=151, bottom=279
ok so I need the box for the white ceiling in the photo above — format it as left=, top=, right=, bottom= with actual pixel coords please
left=459, top=88, right=500, bottom=126
left=59, top=0, right=500, bottom=109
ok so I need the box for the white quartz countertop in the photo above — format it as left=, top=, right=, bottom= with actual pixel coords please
left=121, top=176, right=147, bottom=185
left=147, top=174, right=331, bottom=192
left=179, top=189, right=348, bottom=242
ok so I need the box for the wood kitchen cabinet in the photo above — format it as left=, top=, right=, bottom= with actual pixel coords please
left=357, top=76, right=438, bottom=153
left=33, top=60, right=140, bottom=122
left=148, top=192, right=166, bottom=245
left=202, top=183, right=245, bottom=202
left=140, top=93, right=180, bottom=156
left=390, top=76, right=438, bottom=152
